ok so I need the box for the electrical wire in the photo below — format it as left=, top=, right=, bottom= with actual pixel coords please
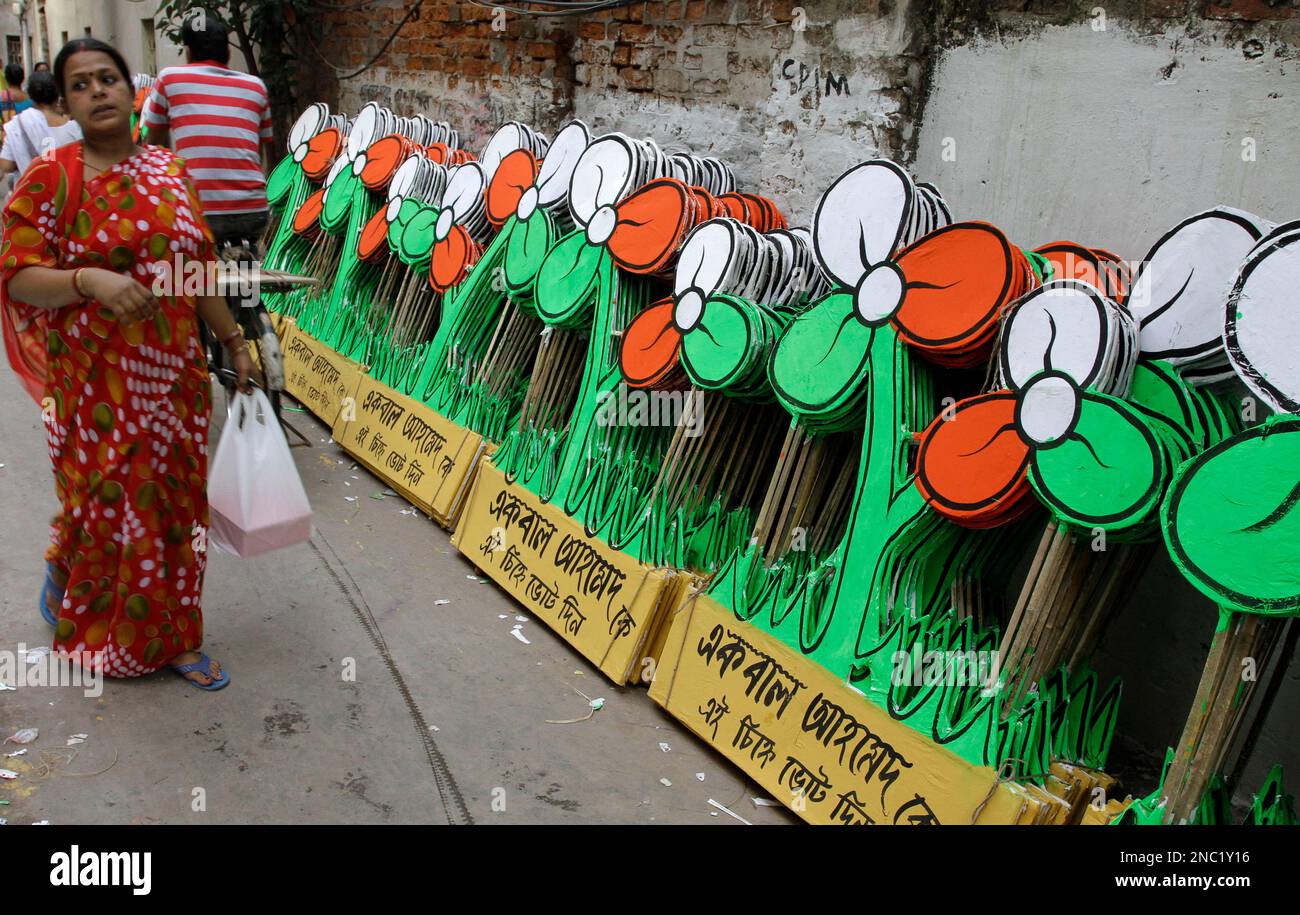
left=312, top=0, right=427, bottom=81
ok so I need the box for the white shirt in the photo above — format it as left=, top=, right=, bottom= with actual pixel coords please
left=1, top=107, right=83, bottom=176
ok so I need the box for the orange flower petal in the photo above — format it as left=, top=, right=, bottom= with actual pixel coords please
left=486, top=148, right=540, bottom=226
left=357, top=207, right=390, bottom=261
left=915, top=392, right=1032, bottom=523
left=429, top=225, right=479, bottom=293
left=360, top=134, right=410, bottom=189
left=607, top=178, right=691, bottom=275
left=301, top=127, right=342, bottom=181
left=893, top=222, right=1014, bottom=352
left=620, top=299, right=681, bottom=388
left=292, top=188, right=326, bottom=237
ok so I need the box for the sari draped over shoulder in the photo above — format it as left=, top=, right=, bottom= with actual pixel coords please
left=0, top=142, right=217, bottom=677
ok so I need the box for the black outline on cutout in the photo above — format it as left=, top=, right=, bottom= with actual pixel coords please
left=1029, top=391, right=1163, bottom=528
left=1225, top=228, right=1300, bottom=415
left=1164, top=419, right=1300, bottom=614
left=1129, top=207, right=1264, bottom=362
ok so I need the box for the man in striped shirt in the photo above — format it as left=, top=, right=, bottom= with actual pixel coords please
left=144, top=12, right=274, bottom=249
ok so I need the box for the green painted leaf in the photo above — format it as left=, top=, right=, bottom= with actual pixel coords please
left=387, top=198, right=422, bottom=253
left=267, top=155, right=298, bottom=208
left=769, top=291, right=872, bottom=417
left=1163, top=419, right=1300, bottom=615
left=1128, top=360, right=1201, bottom=450
left=1030, top=393, right=1164, bottom=530
left=504, top=208, right=554, bottom=296
left=534, top=229, right=604, bottom=327
left=319, top=168, right=358, bottom=232
left=680, top=294, right=758, bottom=390
left=398, top=205, right=438, bottom=266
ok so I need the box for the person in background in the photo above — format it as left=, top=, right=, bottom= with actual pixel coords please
left=0, top=71, right=82, bottom=179
left=0, top=38, right=252, bottom=689
left=2, top=63, right=33, bottom=125
left=33, top=61, right=50, bottom=73
left=144, top=11, right=274, bottom=249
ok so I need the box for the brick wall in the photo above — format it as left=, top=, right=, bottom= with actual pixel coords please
left=297, top=0, right=929, bottom=218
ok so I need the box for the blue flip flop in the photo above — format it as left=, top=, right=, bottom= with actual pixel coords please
left=170, top=653, right=230, bottom=691
left=39, top=562, right=64, bottom=628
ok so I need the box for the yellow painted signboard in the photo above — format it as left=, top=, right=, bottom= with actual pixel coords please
left=270, top=310, right=286, bottom=340
left=452, top=462, right=679, bottom=684
left=649, top=592, right=1061, bottom=825
left=281, top=323, right=365, bottom=426
left=332, top=374, right=488, bottom=528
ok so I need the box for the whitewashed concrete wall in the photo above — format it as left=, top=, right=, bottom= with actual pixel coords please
left=914, top=22, right=1300, bottom=260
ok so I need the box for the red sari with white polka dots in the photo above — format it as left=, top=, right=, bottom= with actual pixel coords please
left=0, top=143, right=215, bottom=677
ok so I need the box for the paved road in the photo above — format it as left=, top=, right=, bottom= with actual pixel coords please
left=0, top=369, right=795, bottom=825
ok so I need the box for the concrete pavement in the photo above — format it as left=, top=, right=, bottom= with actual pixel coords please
left=0, top=367, right=795, bottom=825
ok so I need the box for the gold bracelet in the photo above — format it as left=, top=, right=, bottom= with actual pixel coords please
left=72, top=267, right=89, bottom=299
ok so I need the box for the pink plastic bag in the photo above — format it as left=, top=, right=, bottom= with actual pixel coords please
left=208, top=389, right=313, bottom=557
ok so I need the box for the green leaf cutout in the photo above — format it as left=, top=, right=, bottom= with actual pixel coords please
left=1030, top=392, right=1165, bottom=531
left=398, top=205, right=438, bottom=267
left=769, top=291, right=872, bottom=423
left=319, top=167, right=359, bottom=233
left=534, top=229, right=605, bottom=328
left=1163, top=418, right=1300, bottom=615
left=503, top=208, right=555, bottom=297
left=267, top=155, right=299, bottom=208
left=680, top=294, right=760, bottom=391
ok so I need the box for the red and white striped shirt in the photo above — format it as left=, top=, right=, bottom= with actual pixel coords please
left=143, top=61, right=273, bottom=215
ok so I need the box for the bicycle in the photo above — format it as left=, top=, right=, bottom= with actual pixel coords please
left=201, top=235, right=312, bottom=446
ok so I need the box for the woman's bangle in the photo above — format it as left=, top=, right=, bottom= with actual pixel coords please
left=72, top=267, right=90, bottom=300
left=219, top=326, right=244, bottom=348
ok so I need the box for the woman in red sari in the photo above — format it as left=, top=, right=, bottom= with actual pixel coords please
left=1, top=39, right=252, bottom=689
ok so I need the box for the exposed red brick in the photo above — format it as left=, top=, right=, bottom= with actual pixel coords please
left=658, top=24, right=684, bottom=44
left=1204, top=0, right=1300, bottom=18
left=617, top=23, right=656, bottom=42
left=621, top=67, right=653, bottom=91
left=612, top=43, right=632, bottom=66
left=578, top=22, right=606, bottom=40
left=684, top=0, right=711, bottom=21
left=630, top=45, right=663, bottom=68
left=457, top=37, right=491, bottom=57
left=425, top=2, right=460, bottom=22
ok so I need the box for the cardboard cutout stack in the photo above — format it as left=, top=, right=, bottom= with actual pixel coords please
left=620, top=217, right=824, bottom=396
left=261, top=102, right=1296, bottom=822
left=915, top=279, right=1163, bottom=531
left=605, top=218, right=829, bottom=573
left=403, top=120, right=589, bottom=444
left=489, top=133, right=789, bottom=559
left=767, top=161, right=1039, bottom=434
left=1148, top=215, right=1300, bottom=824
left=916, top=208, right=1254, bottom=537
left=702, top=160, right=1120, bottom=779
left=1127, top=207, right=1273, bottom=386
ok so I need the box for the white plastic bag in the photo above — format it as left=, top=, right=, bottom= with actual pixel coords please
left=207, top=388, right=313, bottom=557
